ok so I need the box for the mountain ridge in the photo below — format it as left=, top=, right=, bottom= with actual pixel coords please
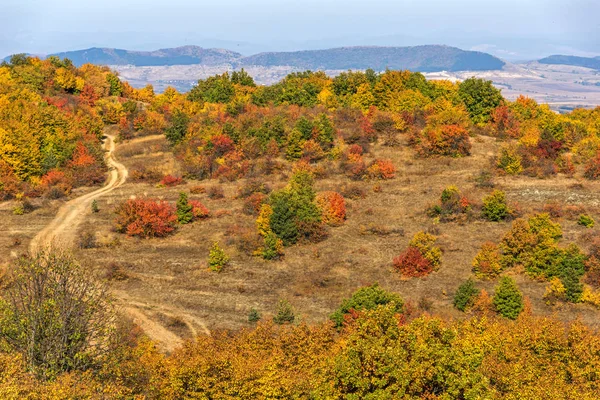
left=4, top=44, right=506, bottom=72
left=538, top=54, right=600, bottom=70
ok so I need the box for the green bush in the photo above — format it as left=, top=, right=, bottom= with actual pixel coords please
left=273, top=300, right=295, bottom=325
left=578, top=214, right=595, bottom=228
left=481, top=190, right=509, bottom=221
left=176, top=192, right=194, bottom=224
left=453, top=279, right=480, bottom=311
left=248, top=308, right=261, bottom=323
left=330, top=283, right=403, bottom=327
left=493, top=277, right=524, bottom=319
left=91, top=199, right=99, bottom=213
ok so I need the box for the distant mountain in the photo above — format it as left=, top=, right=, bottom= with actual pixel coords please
left=4, top=44, right=506, bottom=72
left=538, top=55, right=600, bottom=70
left=242, top=45, right=505, bottom=72
left=48, top=46, right=242, bottom=67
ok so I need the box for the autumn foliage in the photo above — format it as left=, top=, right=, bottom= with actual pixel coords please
left=316, top=191, right=346, bottom=226
left=114, top=198, right=177, bottom=237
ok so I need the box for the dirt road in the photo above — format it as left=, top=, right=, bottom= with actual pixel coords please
left=29, top=131, right=128, bottom=253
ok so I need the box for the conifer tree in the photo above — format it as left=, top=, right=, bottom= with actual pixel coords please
left=176, top=192, right=193, bottom=224
left=493, top=276, right=524, bottom=319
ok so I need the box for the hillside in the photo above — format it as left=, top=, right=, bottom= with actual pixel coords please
left=242, top=45, right=505, bottom=71
left=49, top=45, right=243, bottom=66
left=538, top=54, right=600, bottom=70
left=5, top=44, right=506, bottom=72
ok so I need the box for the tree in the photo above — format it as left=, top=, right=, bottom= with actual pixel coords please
left=481, top=190, right=509, bottom=221
left=188, top=73, right=235, bottom=104
left=493, top=277, right=524, bottom=319
left=273, top=300, right=295, bottom=325
left=0, top=248, right=115, bottom=379
left=454, top=279, right=480, bottom=311
left=208, top=242, right=229, bottom=272
left=114, top=198, right=177, bottom=238
left=269, top=191, right=299, bottom=245
left=458, top=77, right=503, bottom=124
left=165, top=109, right=190, bottom=146
left=176, top=192, right=194, bottom=224
left=231, top=68, right=256, bottom=87
left=330, top=283, right=403, bottom=327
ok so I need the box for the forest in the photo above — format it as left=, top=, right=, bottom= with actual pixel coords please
left=1, top=54, right=600, bottom=398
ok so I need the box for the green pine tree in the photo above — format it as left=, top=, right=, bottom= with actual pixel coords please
left=91, top=199, right=99, bottom=213
left=269, top=191, right=299, bottom=246
left=493, top=276, right=524, bottom=319
left=286, top=129, right=305, bottom=160
left=273, top=299, right=295, bottom=325
left=453, top=279, right=480, bottom=312
left=176, top=192, right=194, bottom=224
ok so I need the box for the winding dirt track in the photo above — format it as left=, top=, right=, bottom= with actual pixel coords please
left=29, top=131, right=128, bottom=253
left=29, top=131, right=209, bottom=349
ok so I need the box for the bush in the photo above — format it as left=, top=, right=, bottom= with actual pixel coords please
left=584, top=152, right=600, bottom=180
left=160, top=175, right=184, bottom=187
left=0, top=249, right=115, bottom=379
left=273, top=300, right=295, bottom=325
left=409, top=231, right=442, bottom=267
left=429, top=185, right=471, bottom=221
left=316, top=191, right=346, bottom=226
left=114, top=198, right=177, bottom=238
left=454, top=279, right=480, bottom=311
left=578, top=214, right=595, bottom=228
left=207, top=185, right=225, bottom=199
left=91, top=199, right=99, bottom=213
left=78, top=232, right=97, bottom=249
left=208, top=242, right=229, bottom=272
left=393, top=247, right=434, bottom=277
left=258, top=232, right=284, bottom=260
left=330, top=283, right=403, bottom=328
left=248, top=308, right=261, bottom=323
left=176, top=192, right=194, bottom=224
left=190, top=200, right=210, bottom=219
left=472, top=242, right=503, bottom=279
left=497, top=146, right=523, bottom=175
left=243, top=192, right=267, bottom=216
left=493, top=277, right=524, bottom=319
left=367, top=159, right=396, bottom=180
left=481, top=190, right=509, bottom=221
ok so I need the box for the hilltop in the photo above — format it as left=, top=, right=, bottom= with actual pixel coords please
left=538, top=54, right=600, bottom=70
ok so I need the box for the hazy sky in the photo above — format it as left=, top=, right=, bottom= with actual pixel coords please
left=2, top=0, right=599, bottom=60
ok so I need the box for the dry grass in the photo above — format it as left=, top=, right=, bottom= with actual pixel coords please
left=4, top=133, right=600, bottom=346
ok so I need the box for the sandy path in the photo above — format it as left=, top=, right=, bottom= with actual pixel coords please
left=29, top=131, right=128, bottom=253
left=28, top=131, right=209, bottom=348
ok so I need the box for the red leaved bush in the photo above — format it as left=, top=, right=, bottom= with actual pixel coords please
left=367, top=159, right=396, bottom=180
left=160, top=175, right=184, bottom=187
left=190, top=200, right=210, bottom=219
left=393, top=247, right=433, bottom=277
left=114, top=199, right=177, bottom=238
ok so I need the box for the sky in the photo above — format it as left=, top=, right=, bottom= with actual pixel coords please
left=2, top=0, right=599, bottom=61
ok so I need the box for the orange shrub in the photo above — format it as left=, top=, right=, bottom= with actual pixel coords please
left=160, top=175, right=184, bottom=187
left=114, top=199, right=177, bottom=238
left=584, top=152, right=600, bottom=180
left=367, top=159, right=396, bottom=180
left=317, top=191, right=346, bottom=226
left=393, top=247, right=433, bottom=277
left=190, top=200, right=210, bottom=219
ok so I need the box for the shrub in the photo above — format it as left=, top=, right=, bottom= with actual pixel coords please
left=160, top=174, right=184, bottom=187
left=472, top=242, right=503, bottom=279
left=317, top=191, right=346, bottom=226
left=190, top=200, right=210, bottom=219
left=543, top=277, right=566, bottom=305
left=367, top=159, right=396, bottom=180
left=208, top=242, right=229, bottom=272
left=414, top=124, right=472, bottom=157
left=243, top=192, right=267, bottom=216
left=584, top=256, right=600, bottom=288
left=114, top=198, right=177, bottom=238
left=91, top=199, right=99, bottom=213
left=258, top=232, right=284, bottom=260
left=273, top=300, right=295, bottom=325
left=207, top=185, right=225, bottom=199
left=481, top=190, right=509, bottom=221
left=0, top=249, right=115, bottom=379
left=453, top=279, right=480, bottom=311
left=248, top=308, right=261, bottom=323
left=393, top=247, right=434, bottom=277
left=584, top=152, right=600, bottom=180
left=578, top=214, right=595, bottom=228
left=493, top=277, right=524, bottom=320
left=497, top=145, right=523, bottom=175
left=528, top=213, right=562, bottom=241
left=429, top=185, right=471, bottom=221
left=176, top=192, right=194, bottom=224
left=78, top=232, right=97, bottom=249
left=330, top=283, right=403, bottom=328
left=409, top=231, right=442, bottom=267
